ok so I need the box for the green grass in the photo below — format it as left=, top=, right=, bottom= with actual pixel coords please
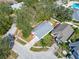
left=30, top=47, right=48, bottom=52
left=55, top=43, right=70, bottom=58
left=31, top=34, right=54, bottom=51
left=59, top=43, right=70, bottom=52
left=16, top=39, right=26, bottom=45
left=34, top=33, right=54, bottom=47
left=70, top=28, right=79, bottom=42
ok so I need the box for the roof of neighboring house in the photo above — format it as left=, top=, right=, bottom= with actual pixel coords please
left=69, top=41, right=79, bottom=48
left=69, top=41, right=79, bottom=59
left=72, top=11, right=79, bottom=21
left=51, top=24, right=74, bottom=43
left=32, top=21, right=54, bottom=39
left=52, top=24, right=70, bottom=33
left=73, top=46, right=79, bottom=54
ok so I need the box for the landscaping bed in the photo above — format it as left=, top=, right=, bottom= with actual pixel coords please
left=7, top=51, right=18, bottom=59
left=16, top=39, right=26, bottom=45
left=30, top=47, right=48, bottom=52
left=50, top=18, right=60, bottom=27
left=34, top=34, right=54, bottom=47
left=55, top=43, right=70, bottom=58
left=25, top=34, right=34, bottom=42
left=31, top=34, right=54, bottom=51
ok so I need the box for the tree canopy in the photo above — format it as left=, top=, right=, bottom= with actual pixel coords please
left=15, top=0, right=57, bottom=38
left=15, top=0, right=73, bottom=38
left=52, top=6, right=73, bottom=22
left=15, top=8, right=32, bottom=38
left=0, top=36, right=11, bottom=59
left=0, top=3, right=13, bottom=35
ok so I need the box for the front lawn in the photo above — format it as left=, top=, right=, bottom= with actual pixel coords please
left=34, top=33, right=54, bottom=47
left=31, top=33, right=54, bottom=51
left=70, top=28, right=79, bottom=42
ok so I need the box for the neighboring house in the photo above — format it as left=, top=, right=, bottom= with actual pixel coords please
left=72, top=10, right=79, bottom=21
left=51, top=24, right=74, bottom=43
left=11, top=2, right=24, bottom=10
left=69, top=41, right=79, bottom=59
left=32, top=21, right=54, bottom=39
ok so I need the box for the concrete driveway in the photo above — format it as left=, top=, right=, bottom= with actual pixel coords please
left=12, top=41, right=59, bottom=59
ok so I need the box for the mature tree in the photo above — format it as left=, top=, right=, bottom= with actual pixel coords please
left=0, top=3, right=13, bottom=35
left=15, top=0, right=58, bottom=38
left=52, top=6, right=73, bottom=22
left=15, top=8, right=32, bottom=38
left=25, top=0, right=57, bottom=22
left=0, top=36, right=11, bottom=59
left=16, top=0, right=57, bottom=23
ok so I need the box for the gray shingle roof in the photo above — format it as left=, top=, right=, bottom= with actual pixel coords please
left=73, top=46, right=79, bottom=55
left=69, top=41, right=79, bottom=47
left=69, top=41, right=79, bottom=59
left=52, top=24, right=69, bottom=33
left=52, top=24, right=74, bottom=43
left=32, top=21, right=53, bottom=39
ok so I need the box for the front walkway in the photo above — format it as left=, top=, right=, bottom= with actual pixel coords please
left=24, top=36, right=40, bottom=50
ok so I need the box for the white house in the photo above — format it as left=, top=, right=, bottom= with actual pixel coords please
left=11, top=2, right=24, bottom=10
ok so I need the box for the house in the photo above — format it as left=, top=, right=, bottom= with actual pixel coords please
left=32, top=21, right=54, bottom=39
left=69, top=41, right=79, bottom=48
left=25, top=21, right=54, bottom=49
left=69, top=41, right=79, bottom=59
left=72, top=10, right=79, bottom=21
left=11, top=2, right=24, bottom=10
left=51, top=24, right=74, bottom=43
